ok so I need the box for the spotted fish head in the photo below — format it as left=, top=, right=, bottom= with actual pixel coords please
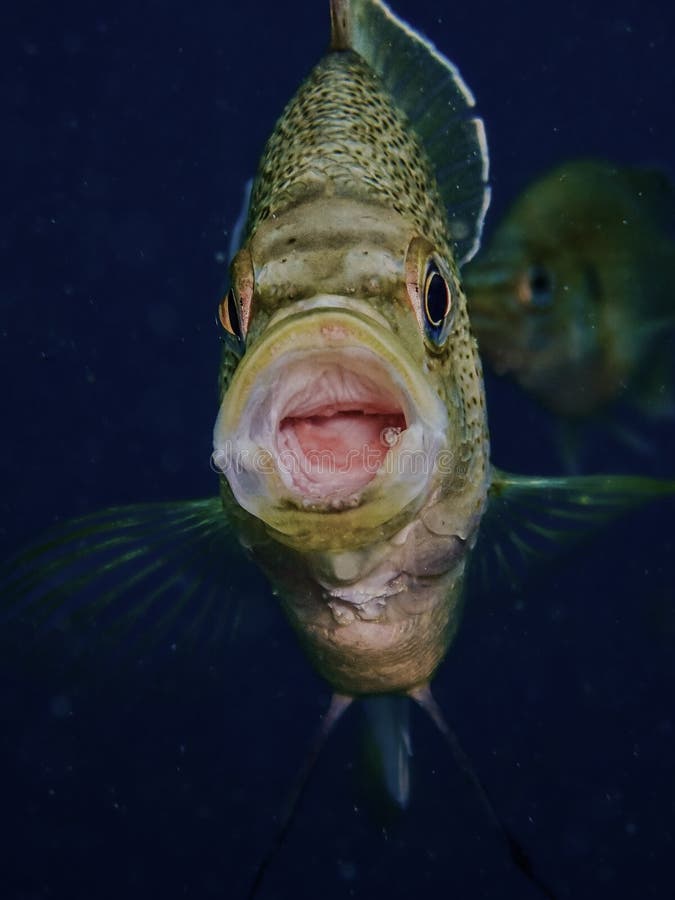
left=213, top=32, right=490, bottom=555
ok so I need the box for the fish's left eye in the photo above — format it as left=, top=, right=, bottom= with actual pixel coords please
left=423, top=263, right=454, bottom=345
left=218, top=288, right=243, bottom=341
left=219, top=247, right=255, bottom=344
left=522, top=265, right=554, bottom=309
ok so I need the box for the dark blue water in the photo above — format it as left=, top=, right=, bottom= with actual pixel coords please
left=2, top=1, right=674, bottom=898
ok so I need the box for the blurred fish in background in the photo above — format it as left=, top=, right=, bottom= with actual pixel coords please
left=464, top=160, right=675, bottom=468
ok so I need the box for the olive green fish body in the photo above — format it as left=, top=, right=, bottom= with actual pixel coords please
left=213, top=6, right=489, bottom=693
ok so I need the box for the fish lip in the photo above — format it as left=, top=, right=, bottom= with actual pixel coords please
left=212, top=305, right=448, bottom=546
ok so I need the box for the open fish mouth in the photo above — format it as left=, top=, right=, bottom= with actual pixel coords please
left=276, top=357, right=407, bottom=499
left=213, top=304, right=447, bottom=547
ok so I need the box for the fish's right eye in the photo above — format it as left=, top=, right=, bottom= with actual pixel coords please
left=218, top=288, right=243, bottom=340
left=523, top=265, right=554, bottom=309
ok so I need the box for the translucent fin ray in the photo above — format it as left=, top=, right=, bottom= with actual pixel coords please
left=228, top=178, right=254, bottom=262
left=363, top=695, right=412, bottom=809
left=0, top=499, right=258, bottom=661
left=475, top=468, right=675, bottom=592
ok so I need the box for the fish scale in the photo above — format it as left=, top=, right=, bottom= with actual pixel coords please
left=248, top=51, right=451, bottom=257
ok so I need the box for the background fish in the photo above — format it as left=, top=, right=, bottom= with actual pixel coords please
left=1, top=1, right=675, bottom=900
left=465, top=160, right=675, bottom=425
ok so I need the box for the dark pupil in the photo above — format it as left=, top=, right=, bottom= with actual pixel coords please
left=530, top=267, right=551, bottom=296
left=426, top=272, right=449, bottom=326
left=227, top=288, right=242, bottom=338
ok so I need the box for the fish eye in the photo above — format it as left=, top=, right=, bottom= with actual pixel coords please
left=220, top=247, right=255, bottom=342
left=525, top=265, right=554, bottom=309
left=424, top=267, right=450, bottom=326
left=218, top=287, right=243, bottom=341
left=404, top=238, right=456, bottom=347
left=423, top=262, right=454, bottom=345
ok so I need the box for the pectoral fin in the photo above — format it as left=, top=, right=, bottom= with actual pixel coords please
left=1, top=498, right=261, bottom=660
left=474, top=467, right=675, bottom=591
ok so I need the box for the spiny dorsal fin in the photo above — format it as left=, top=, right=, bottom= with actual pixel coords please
left=330, top=0, right=352, bottom=50
left=348, top=0, right=490, bottom=264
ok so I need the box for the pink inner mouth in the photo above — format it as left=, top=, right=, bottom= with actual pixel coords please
left=276, top=369, right=408, bottom=498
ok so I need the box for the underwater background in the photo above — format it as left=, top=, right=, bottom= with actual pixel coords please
left=2, top=0, right=675, bottom=897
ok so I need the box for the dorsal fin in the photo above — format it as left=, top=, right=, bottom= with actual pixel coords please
left=347, top=0, right=490, bottom=265
left=329, top=0, right=352, bottom=50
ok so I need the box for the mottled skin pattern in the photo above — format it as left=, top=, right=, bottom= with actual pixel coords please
left=247, top=53, right=449, bottom=253
left=216, top=47, right=490, bottom=695
left=226, top=51, right=487, bottom=479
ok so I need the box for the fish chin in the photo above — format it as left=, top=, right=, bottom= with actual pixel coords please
left=213, top=306, right=448, bottom=550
